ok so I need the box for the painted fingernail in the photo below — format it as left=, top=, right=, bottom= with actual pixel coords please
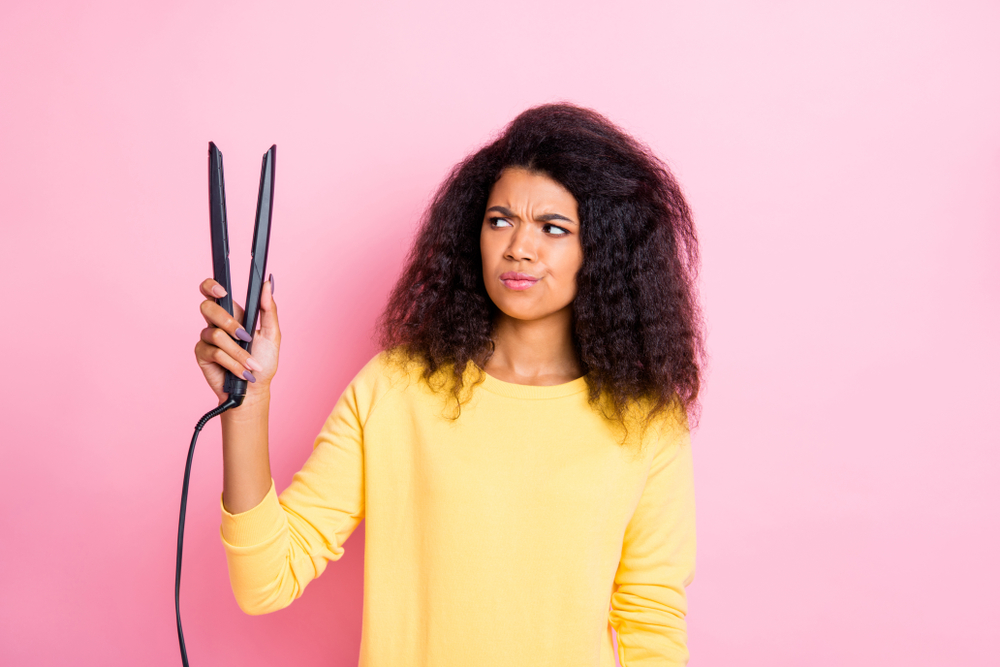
left=242, top=370, right=256, bottom=383
left=245, top=356, right=264, bottom=372
left=269, top=273, right=274, bottom=295
left=211, top=285, right=227, bottom=298
left=235, top=328, right=253, bottom=342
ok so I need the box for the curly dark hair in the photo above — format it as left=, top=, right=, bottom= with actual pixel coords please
left=377, top=102, right=704, bottom=433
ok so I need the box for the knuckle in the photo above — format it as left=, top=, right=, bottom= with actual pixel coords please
left=195, top=342, right=214, bottom=362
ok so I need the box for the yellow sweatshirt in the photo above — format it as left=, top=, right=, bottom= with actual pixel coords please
left=220, top=351, right=696, bottom=666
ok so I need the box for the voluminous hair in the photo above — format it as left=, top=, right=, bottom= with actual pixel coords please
left=377, top=102, right=705, bottom=433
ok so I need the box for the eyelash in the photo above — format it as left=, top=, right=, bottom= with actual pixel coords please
left=488, top=217, right=569, bottom=236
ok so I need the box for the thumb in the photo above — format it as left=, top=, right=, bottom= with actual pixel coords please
left=258, top=274, right=280, bottom=340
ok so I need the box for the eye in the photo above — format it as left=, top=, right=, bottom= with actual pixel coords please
left=489, top=217, right=513, bottom=228
left=543, top=223, right=569, bottom=236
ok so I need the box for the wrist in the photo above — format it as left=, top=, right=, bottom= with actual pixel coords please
left=222, top=386, right=271, bottom=422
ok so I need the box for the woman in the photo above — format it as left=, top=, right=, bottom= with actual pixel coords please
left=194, top=103, right=704, bottom=666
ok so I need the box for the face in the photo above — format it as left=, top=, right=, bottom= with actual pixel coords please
left=480, top=167, right=583, bottom=323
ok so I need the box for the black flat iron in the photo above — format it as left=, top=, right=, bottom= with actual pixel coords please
left=176, top=142, right=276, bottom=666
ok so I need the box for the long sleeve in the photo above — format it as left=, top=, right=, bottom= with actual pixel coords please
left=216, top=351, right=696, bottom=665
left=219, top=368, right=371, bottom=615
left=609, top=419, right=697, bottom=666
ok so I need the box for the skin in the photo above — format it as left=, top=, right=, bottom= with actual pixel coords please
left=196, top=167, right=584, bottom=513
left=194, top=278, right=278, bottom=513
left=480, top=167, right=584, bottom=385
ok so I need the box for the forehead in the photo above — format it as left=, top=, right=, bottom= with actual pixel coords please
left=487, top=167, right=578, bottom=215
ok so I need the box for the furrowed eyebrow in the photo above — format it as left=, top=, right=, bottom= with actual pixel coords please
left=536, top=213, right=577, bottom=225
left=486, top=206, right=577, bottom=225
left=486, top=206, right=517, bottom=217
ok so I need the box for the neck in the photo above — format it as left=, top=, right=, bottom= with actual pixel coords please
left=483, top=306, right=583, bottom=386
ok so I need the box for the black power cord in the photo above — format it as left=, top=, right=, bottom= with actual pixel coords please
left=176, top=396, right=243, bottom=666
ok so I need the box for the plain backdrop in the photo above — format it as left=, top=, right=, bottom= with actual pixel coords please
left=1, top=1, right=997, bottom=665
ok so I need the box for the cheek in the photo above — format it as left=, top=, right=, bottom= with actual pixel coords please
left=479, top=228, right=494, bottom=273
left=552, top=243, right=584, bottom=289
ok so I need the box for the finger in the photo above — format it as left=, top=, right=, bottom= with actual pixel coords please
left=200, top=327, right=264, bottom=373
left=208, top=345, right=258, bottom=383
left=199, top=278, right=228, bottom=299
left=258, top=275, right=280, bottom=340
left=194, top=339, right=254, bottom=383
left=200, top=299, right=253, bottom=342
left=199, top=279, right=245, bottom=323
left=196, top=337, right=259, bottom=383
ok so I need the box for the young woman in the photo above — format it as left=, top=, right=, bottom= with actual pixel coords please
left=194, top=103, right=704, bottom=666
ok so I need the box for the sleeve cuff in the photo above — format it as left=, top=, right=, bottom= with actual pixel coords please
left=220, top=479, right=284, bottom=548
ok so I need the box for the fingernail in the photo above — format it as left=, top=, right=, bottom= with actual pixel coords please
left=242, top=370, right=256, bottom=383
left=269, top=273, right=274, bottom=295
left=245, top=356, right=264, bottom=372
left=235, top=328, right=253, bottom=342
left=212, top=285, right=228, bottom=298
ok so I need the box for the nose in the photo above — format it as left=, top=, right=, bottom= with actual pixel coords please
left=505, top=222, right=536, bottom=262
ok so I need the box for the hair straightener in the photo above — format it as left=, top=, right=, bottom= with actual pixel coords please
left=209, top=142, right=276, bottom=402
left=176, top=142, right=276, bottom=667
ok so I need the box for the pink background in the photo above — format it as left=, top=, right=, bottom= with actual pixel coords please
left=2, top=1, right=998, bottom=665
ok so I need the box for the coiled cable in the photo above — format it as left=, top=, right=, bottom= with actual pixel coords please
left=176, top=396, right=242, bottom=666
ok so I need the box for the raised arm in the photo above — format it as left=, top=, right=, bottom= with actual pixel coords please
left=193, top=276, right=279, bottom=514
left=219, top=357, right=374, bottom=615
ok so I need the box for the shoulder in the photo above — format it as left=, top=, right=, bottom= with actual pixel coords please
left=349, top=347, right=421, bottom=392
left=646, top=400, right=692, bottom=466
left=351, top=348, right=410, bottom=386
left=338, top=348, right=428, bottom=424
left=613, top=396, right=691, bottom=464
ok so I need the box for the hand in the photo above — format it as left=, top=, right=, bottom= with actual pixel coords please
left=193, top=277, right=280, bottom=403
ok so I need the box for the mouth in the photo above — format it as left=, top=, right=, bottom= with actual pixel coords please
left=499, top=271, right=539, bottom=291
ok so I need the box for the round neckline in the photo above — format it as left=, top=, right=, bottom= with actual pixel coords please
left=475, top=366, right=589, bottom=400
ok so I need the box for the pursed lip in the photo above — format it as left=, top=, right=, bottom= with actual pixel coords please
left=499, top=271, right=540, bottom=291
left=500, top=272, right=539, bottom=281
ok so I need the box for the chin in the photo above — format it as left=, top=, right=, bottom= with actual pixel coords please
left=488, top=300, right=533, bottom=321
left=486, top=284, right=574, bottom=322
left=493, top=301, right=568, bottom=323
left=500, top=310, right=544, bottom=322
